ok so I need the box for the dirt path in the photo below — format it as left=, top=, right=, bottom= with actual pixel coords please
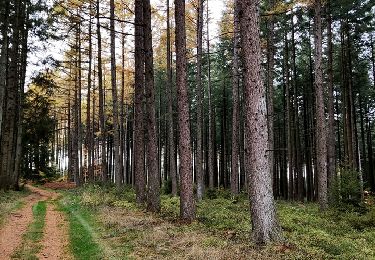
left=37, top=203, right=71, bottom=259
left=0, top=184, right=71, bottom=259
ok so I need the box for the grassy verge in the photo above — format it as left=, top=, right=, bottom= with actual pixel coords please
left=12, top=200, right=47, bottom=260
left=0, top=189, right=30, bottom=227
left=71, top=184, right=375, bottom=259
left=57, top=192, right=103, bottom=260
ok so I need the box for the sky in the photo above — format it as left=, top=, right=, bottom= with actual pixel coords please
left=26, top=0, right=226, bottom=84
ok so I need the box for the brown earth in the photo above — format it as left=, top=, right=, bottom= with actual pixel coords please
left=0, top=184, right=72, bottom=259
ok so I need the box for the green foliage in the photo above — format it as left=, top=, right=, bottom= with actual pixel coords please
left=331, top=168, right=363, bottom=207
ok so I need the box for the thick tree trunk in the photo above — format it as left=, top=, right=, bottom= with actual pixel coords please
left=0, top=1, right=9, bottom=136
left=195, top=0, right=204, bottom=201
left=239, top=0, right=282, bottom=244
left=314, top=0, right=328, bottom=210
left=87, top=1, right=94, bottom=182
left=143, top=0, right=161, bottom=212
left=231, top=0, right=240, bottom=195
left=134, top=0, right=146, bottom=204
left=175, top=0, right=195, bottom=221
left=0, top=0, right=21, bottom=190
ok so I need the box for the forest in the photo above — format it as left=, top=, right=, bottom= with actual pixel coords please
left=1, top=0, right=375, bottom=259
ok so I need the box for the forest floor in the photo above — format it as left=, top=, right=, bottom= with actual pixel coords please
left=1, top=183, right=375, bottom=259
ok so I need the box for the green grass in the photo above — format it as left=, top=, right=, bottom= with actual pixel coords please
left=0, top=189, right=30, bottom=227
left=12, top=200, right=47, bottom=260
left=57, top=192, right=103, bottom=260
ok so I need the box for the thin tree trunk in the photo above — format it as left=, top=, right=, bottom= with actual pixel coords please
left=195, top=0, right=204, bottom=201
left=96, top=0, right=107, bottom=182
left=87, top=0, right=94, bottom=182
left=110, top=0, right=121, bottom=188
left=231, top=0, right=240, bottom=196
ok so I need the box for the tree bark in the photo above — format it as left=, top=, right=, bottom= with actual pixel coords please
left=110, top=0, right=121, bottom=188
left=314, top=0, right=328, bottom=210
left=231, top=0, right=240, bottom=196
left=239, top=0, right=282, bottom=244
left=143, top=0, right=161, bottom=212
left=195, top=0, right=204, bottom=200
left=134, top=0, right=146, bottom=204
left=96, top=0, right=107, bottom=182
left=175, top=0, right=195, bottom=221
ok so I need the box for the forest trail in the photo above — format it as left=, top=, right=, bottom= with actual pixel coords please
left=0, top=184, right=71, bottom=259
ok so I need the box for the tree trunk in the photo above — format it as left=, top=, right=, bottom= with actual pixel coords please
left=166, top=0, right=177, bottom=196
left=143, top=0, right=160, bottom=212
left=314, top=0, right=328, bottom=210
left=231, top=0, right=240, bottom=195
left=96, top=0, right=107, bottom=182
left=110, top=0, right=121, bottom=188
left=175, top=0, right=195, bottom=221
left=266, top=0, right=275, bottom=199
left=239, top=0, right=282, bottom=244
left=195, top=0, right=204, bottom=201
left=134, top=0, right=146, bottom=204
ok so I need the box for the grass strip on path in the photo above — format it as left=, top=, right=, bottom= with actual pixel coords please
left=12, top=200, right=47, bottom=260
left=58, top=194, right=103, bottom=260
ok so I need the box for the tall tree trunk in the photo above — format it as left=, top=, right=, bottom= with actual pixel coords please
left=239, top=0, right=282, bottom=244
left=231, top=0, right=240, bottom=195
left=266, top=0, right=275, bottom=199
left=207, top=1, right=214, bottom=190
left=0, top=0, right=21, bottom=190
left=195, top=0, right=204, bottom=201
left=134, top=0, right=146, bottom=204
left=314, top=0, right=328, bottom=210
left=175, top=0, right=195, bottom=221
left=110, top=0, right=121, bottom=188
left=87, top=0, right=94, bottom=182
left=326, top=0, right=335, bottom=202
left=166, top=0, right=177, bottom=196
left=143, top=0, right=160, bottom=212
left=96, top=0, right=107, bottom=182
left=0, top=0, right=9, bottom=136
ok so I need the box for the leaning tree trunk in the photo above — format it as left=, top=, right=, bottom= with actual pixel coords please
left=314, top=0, right=328, bottom=210
left=143, top=0, right=161, bottom=212
left=175, top=0, right=195, bottom=221
left=239, top=0, right=282, bottom=244
left=134, top=0, right=146, bottom=204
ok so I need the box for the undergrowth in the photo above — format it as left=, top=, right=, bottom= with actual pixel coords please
left=63, top=184, right=375, bottom=259
left=0, top=188, right=29, bottom=227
